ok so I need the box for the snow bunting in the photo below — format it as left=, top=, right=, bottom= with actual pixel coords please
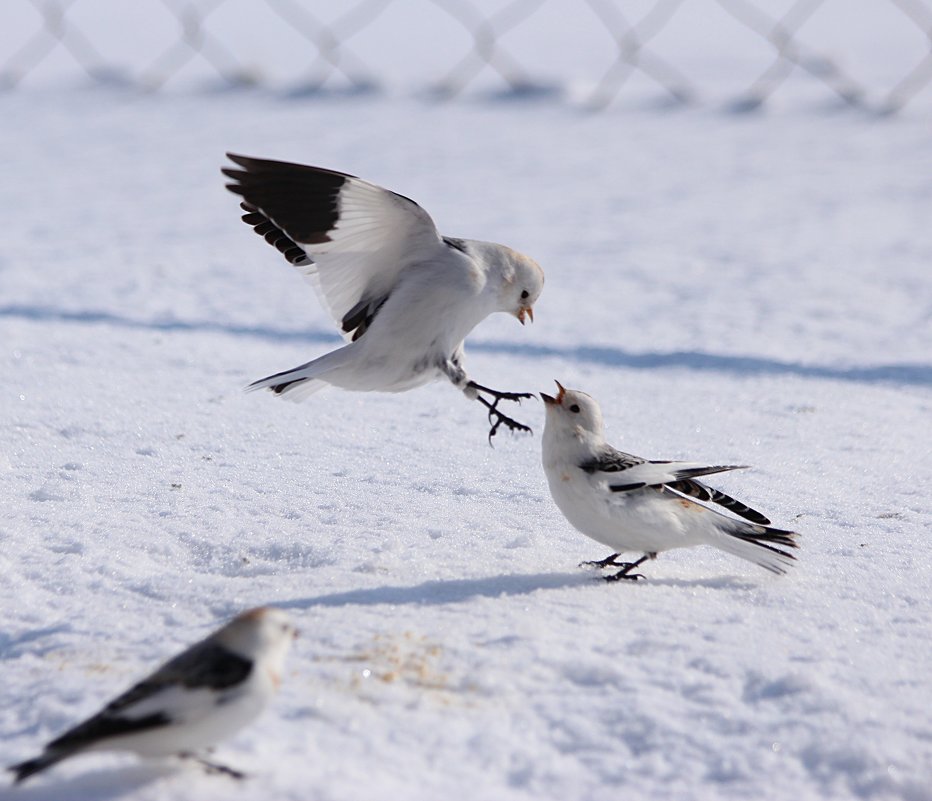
left=541, top=383, right=798, bottom=580
left=223, top=154, right=544, bottom=441
left=9, top=607, right=296, bottom=784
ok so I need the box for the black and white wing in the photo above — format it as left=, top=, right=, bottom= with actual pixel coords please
left=581, top=446, right=769, bottom=523
left=579, top=448, right=648, bottom=490
left=223, top=154, right=448, bottom=341
left=581, top=448, right=748, bottom=493
left=664, top=478, right=772, bottom=525
left=44, top=642, right=253, bottom=752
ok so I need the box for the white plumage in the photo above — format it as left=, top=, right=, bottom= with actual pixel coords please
left=541, top=383, right=798, bottom=580
left=9, top=607, right=296, bottom=784
left=223, top=155, right=544, bottom=439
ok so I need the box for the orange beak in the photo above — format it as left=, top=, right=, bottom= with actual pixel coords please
left=517, top=306, right=534, bottom=325
left=541, top=380, right=566, bottom=406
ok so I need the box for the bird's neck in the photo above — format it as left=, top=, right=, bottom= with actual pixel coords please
left=545, top=428, right=600, bottom=468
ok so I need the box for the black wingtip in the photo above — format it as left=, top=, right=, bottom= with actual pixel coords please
left=8, top=755, right=54, bottom=785
left=225, top=152, right=252, bottom=168
left=733, top=524, right=800, bottom=553
left=674, top=464, right=750, bottom=480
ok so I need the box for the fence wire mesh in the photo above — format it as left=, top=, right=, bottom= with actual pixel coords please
left=2, top=0, right=931, bottom=113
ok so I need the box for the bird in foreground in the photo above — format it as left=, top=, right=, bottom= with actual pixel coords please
left=223, top=154, right=544, bottom=442
left=9, top=607, right=296, bottom=785
left=541, top=383, right=798, bottom=580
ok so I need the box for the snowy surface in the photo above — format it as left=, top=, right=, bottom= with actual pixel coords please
left=2, top=39, right=932, bottom=801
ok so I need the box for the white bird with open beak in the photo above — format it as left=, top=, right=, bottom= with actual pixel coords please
left=223, top=155, right=544, bottom=441
left=9, top=607, right=297, bottom=785
left=541, top=382, right=799, bottom=580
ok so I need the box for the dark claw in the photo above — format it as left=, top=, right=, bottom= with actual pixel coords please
left=492, top=390, right=535, bottom=404
left=182, top=754, right=246, bottom=780
left=467, top=381, right=535, bottom=405
left=476, top=394, right=533, bottom=445
left=603, top=572, right=645, bottom=582
left=589, top=553, right=651, bottom=582
left=486, top=409, right=533, bottom=445
left=580, top=553, right=623, bottom=568
left=200, top=761, right=245, bottom=780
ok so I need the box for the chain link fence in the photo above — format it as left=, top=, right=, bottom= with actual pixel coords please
left=2, top=0, right=931, bottom=113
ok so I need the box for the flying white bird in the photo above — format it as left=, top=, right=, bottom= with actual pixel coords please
left=9, top=607, right=296, bottom=784
left=223, top=154, right=545, bottom=441
left=541, top=383, right=798, bottom=580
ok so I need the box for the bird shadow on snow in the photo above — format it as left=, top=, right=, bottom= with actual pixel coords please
left=280, top=571, right=591, bottom=610
left=641, top=574, right=758, bottom=590
left=0, top=763, right=177, bottom=801
left=277, top=569, right=755, bottom=610
left=2, top=303, right=929, bottom=386
left=0, top=625, right=71, bottom=660
left=0, top=304, right=341, bottom=348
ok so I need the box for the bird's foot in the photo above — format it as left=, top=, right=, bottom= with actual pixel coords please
left=599, top=554, right=652, bottom=582
left=580, top=553, right=624, bottom=568
left=182, top=754, right=246, bottom=780
left=475, top=394, right=533, bottom=444
left=603, top=570, right=645, bottom=582
left=467, top=382, right=535, bottom=405
left=199, top=760, right=245, bottom=780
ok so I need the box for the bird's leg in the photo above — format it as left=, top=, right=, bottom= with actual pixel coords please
left=476, top=395, right=533, bottom=443
left=466, top=381, right=535, bottom=404
left=440, top=358, right=533, bottom=443
left=580, top=552, right=623, bottom=568
left=603, top=554, right=653, bottom=582
left=180, top=753, right=246, bottom=780
left=466, top=381, right=535, bottom=443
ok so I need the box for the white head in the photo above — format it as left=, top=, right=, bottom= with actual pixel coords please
left=481, top=243, right=544, bottom=325
left=540, top=381, right=606, bottom=440
left=215, top=607, right=297, bottom=667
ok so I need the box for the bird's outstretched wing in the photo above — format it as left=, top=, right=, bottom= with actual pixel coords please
left=44, top=643, right=252, bottom=752
left=223, top=154, right=447, bottom=341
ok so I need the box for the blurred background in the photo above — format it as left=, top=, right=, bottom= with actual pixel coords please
left=3, top=0, right=931, bottom=113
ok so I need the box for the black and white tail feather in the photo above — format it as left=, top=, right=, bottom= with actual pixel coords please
left=246, top=350, right=349, bottom=401
left=701, top=512, right=798, bottom=575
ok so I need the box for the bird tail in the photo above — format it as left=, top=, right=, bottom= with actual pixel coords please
left=247, top=348, right=352, bottom=402
left=247, top=369, right=325, bottom=402
left=9, top=748, right=73, bottom=785
left=712, top=520, right=799, bottom=575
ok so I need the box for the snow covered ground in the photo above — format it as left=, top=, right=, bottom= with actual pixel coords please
left=2, top=11, right=932, bottom=800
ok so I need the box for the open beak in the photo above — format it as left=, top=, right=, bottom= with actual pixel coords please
left=517, top=306, right=534, bottom=325
left=541, top=380, right=565, bottom=406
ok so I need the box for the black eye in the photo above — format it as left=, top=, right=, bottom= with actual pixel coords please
left=520, top=290, right=529, bottom=299
left=569, top=404, right=580, bottom=413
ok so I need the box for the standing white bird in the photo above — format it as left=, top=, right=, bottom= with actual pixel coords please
left=9, top=607, right=296, bottom=784
left=541, top=383, right=798, bottom=580
left=223, top=154, right=545, bottom=441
